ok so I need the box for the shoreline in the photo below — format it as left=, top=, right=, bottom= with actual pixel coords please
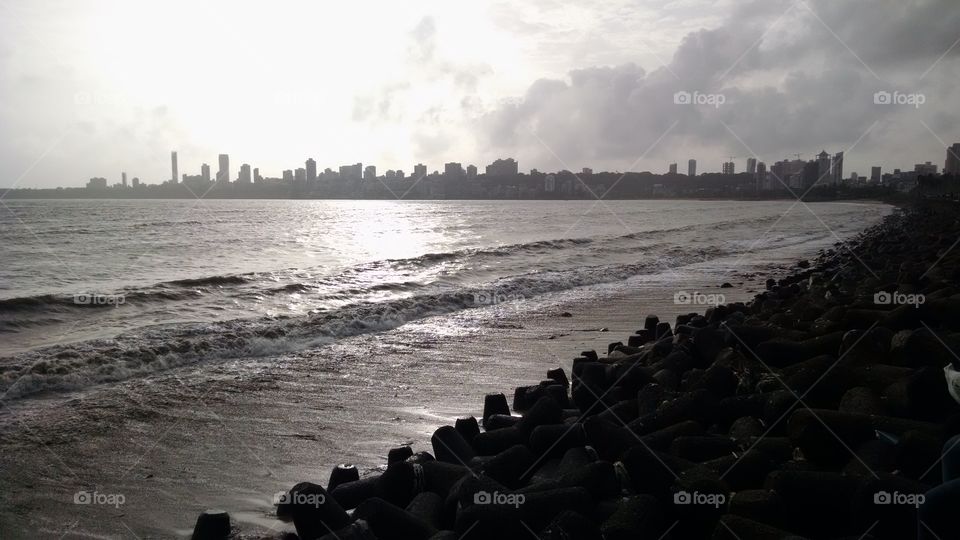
left=189, top=200, right=960, bottom=539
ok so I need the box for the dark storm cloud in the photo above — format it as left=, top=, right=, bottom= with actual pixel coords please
left=480, top=0, right=960, bottom=171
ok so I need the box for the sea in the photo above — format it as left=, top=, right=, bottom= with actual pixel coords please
left=0, top=199, right=890, bottom=538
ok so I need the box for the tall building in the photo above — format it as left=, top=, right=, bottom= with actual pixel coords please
left=871, top=166, right=882, bottom=183
left=132, top=177, right=140, bottom=188
left=722, top=161, right=735, bottom=175
left=915, top=162, right=937, bottom=175
left=668, top=163, right=678, bottom=175
left=486, top=158, right=519, bottom=176
left=945, top=143, right=960, bottom=175
left=413, top=163, right=428, bottom=179
left=218, top=154, right=230, bottom=184
left=746, top=158, right=757, bottom=175
left=363, top=165, right=377, bottom=180
left=201, top=163, right=211, bottom=182
left=238, top=163, right=252, bottom=184
left=688, top=159, right=697, bottom=177
left=339, top=163, right=363, bottom=181
left=444, top=162, right=465, bottom=178
left=171, top=151, right=178, bottom=183
left=282, top=169, right=294, bottom=183
left=756, top=162, right=766, bottom=178
left=253, top=167, right=261, bottom=183
left=832, top=152, right=844, bottom=185
left=121, top=172, right=127, bottom=187
left=817, top=151, right=831, bottom=186
left=306, top=158, right=317, bottom=183
left=295, top=168, right=307, bottom=183
left=466, top=165, right=478, bottom=178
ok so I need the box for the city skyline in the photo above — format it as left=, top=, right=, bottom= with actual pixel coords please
left=68, top=141, right=957, bottom=191
left=1, top=0, right=959, bottom=189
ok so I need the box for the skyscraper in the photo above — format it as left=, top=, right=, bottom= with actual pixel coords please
left=746, top=158, right=757, bottom=175
left=688, top=159, right=696, bottom=177
left=201, top=163, right=211, bottom=182
left=668, top=163, right=678, bottom=174
left=832, top=152, right=844, bottom=185
left=238, top=163, right=252, bottom=184
left=413, top=163, right=428, bottom=179
left=171, top=151, right=178, bottom=184
left=218, top=154, right=230, bottom=184
left=945, top=143, right=960, bottom=175
left=121, top=172, right=127, bottom=187
left=364, top=165, right=377, bottom=180
left=817, top=151, right=831, bottom=185
left=722, top=162, right=735, bottom=175
left=466, top=165, right=478, bottom=178
left=871, top=166, right=882, bottom=183
left=306, top=158, right=317, bottom=183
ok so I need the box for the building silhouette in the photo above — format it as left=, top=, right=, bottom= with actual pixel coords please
left=486, top=158, right=518, bottom=176
left=218, top=154, right=230, bottom=184
left=466, top=165, right=478, bottom=178
left=201, top=163, right=211, bottom=182
left=171, top=151, right=178, bottom=184
left=722, top=161, right=735, bottom=175
left=746, top=158, right=757, bottom=175
left=668, top=163, right=678, bottom=174
left=306, top=158, right=317, bottom=183
left=832, top=152, right=844, bottom=185
left=413, top=163, right=428, bottom=179
left=945, top=143, right=960, bottom=175
left=688, top=159, right=696, bottom=177
left=238, top=163, right=252, bottom=184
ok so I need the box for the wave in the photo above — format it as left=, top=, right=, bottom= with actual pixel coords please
left=0, top=245, right=730, bottom=400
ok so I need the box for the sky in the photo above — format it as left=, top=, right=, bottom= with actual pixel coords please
left=1, top=0, right=958, bottom=188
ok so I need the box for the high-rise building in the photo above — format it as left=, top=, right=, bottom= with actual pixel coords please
left=218, top=154, right=230, bottom=184
left=688, top=159, right=697, bottom=177
left=466, top=165, right=478, bottom=178
left=871, top=166, right=882, bottom=183
left=485, top=158, right=519, bottom=176
left=756, top=162, right=766, bottom=178
left=306, top=158, right=317, bottom=183
left=339, top=163, right=363, bottom=181
left=171, top=151, right=178, bottom=184
left=668, top=163, right=678, bottom=174
left=444, top=162, right=465, bottom=178
left=363, top=165, right=376, bottom=180
left=945, top=143, right=960, bottom=175
left=295, top=168, right=306, bottom=183
left=915, top=162, right=937, bottom=175
left=121, top=172, right=127, bottom=187
left=201, top=163, right=211, bottom=182
left=816, top=151, right=831, bottom=186
left=283, top=169, right=294, bottom=183
left=832, top=152, right=844, bottom=185
left=722, top=161, right=735, bottom=175
left=413, top=163, right=428, bottom=179
left=86, top=177, right=108, bottom=189
left=132, top=177, right=140, bottom=187
left=746, top=158, right=757, bottom=175
left=253, top=168, right=261, bottom=183
left=238, top=163, right=252, bottom=184
left=582, top=167, right=593, bottom=176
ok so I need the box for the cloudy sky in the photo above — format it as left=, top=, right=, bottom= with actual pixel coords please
left=1, top=0, right=958, bottom=188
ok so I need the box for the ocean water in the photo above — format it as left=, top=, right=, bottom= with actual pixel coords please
left=0, top=199, right=890, bottom=537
